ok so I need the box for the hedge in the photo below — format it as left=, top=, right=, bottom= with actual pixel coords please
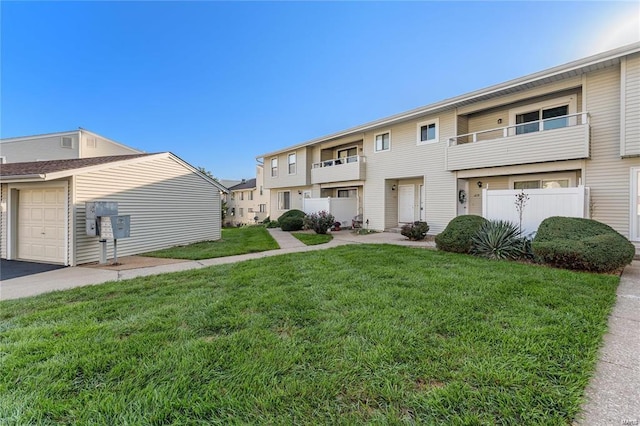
left=435, top=215, right=488, bottom=253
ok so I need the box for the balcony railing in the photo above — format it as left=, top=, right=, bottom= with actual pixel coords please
left=312, top=155, right=361, bottom=168
left=311, top=155, right=366, bottom=184
left=449, top=112, right=589, bottom=146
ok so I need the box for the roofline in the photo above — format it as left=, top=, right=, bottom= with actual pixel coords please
left=0, top=128, right=144, bottom=154
left=166, top=152, right=229, bottom=193
left=0, top=174, right=47, bottom=183
left=78, top=129, right=144, bottom=154
left=256, top=41, right=640, bottom=159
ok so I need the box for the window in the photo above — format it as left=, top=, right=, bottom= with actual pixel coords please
left=417, top=119, right=439, bottom=144
left=512, top=98, right=574, bottom=135
left=513, top=179, right=569, bottom=189
left=278, top=191, right=290, bottom=210
left=259, top=204, right=267, bottom=213
left=61, top=136, right=73, bottom=148
left=86, top=138, right=97, bottom=148
left=240, top=192, right=244, bottom=201
left=249, top=191, right=254, bottom=201
left=337, top=147, right=358, bottom=163
left=239, top=208, right=244, bottom=217
left=288, top=153, right=296, bottom=174
left=260, top=186, right=263, bottom=196
left=0, top=156, right=5, bottom=164
left=337, top=189, right=357, bottom=198
left=271, top=158, right=278, bottom=177
left=248, top=207, right=254, bottom=213
left=374, top=131, right=390, bottom=152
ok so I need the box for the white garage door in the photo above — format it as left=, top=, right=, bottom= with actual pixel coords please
left=18, top=187, right=66, bottom=264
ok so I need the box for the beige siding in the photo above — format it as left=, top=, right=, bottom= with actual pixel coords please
left=467, top=176, right=510, bottom=216
left=80, top=132, right=141, bottom=157
left=0, top=134, right=80, bottom=162
left=362, top=112, right=457, bottom=233
left=1, top=184, right=6, bottom=258
left=622, top=53, right=640, bottom=156
left=584, top=64, right=640, bottom=238
left=74, top=156, right=220, bottom=265
left=268, top=187, right=306, bottom=221
left=263, top=147, right=310, bottom=189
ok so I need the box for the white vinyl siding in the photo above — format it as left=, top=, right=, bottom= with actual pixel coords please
left=621, top=53, right=640, bottom=157
left=74, top=156, right=220, bottom=265
left=78, top=131, right=141, bottom=158
left=264, top=148, right=311, bottom=189
left=0, top=184, right=7, bottom=259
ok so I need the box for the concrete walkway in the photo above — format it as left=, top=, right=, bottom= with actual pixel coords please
left=0, top=229, right=637, bottom=425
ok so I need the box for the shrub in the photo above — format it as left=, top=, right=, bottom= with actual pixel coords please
left=303, top=210, right=335, bottom=234
left=277, top=209, right=306, bottom=224
left=435, top=215, right=488, bottom=253
left=401, top=221, right=430, bottom=241
left=471, top=220, right=527, bottom=260
left=532, top=216, right=635, bottom=272
left=279, top=217, right=304, bottom=232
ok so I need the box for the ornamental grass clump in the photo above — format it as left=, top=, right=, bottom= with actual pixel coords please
left=401, top=221, right=430, bottom=241
left=303, top=210, right=335, bottom=234
left=471, top=219, right=528, bottom=260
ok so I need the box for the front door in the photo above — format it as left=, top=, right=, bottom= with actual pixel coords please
left=17, top=187, right=66, bottom=263
left=398, top=185, right=415, bottom=223
left=419, top=184, right=425, bottom=221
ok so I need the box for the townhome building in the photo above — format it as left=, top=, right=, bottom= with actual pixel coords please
left=258, top=43, right=640, bottom=245
left=223, top=165, right=270, bottom=226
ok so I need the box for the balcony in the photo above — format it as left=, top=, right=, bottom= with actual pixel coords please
left=446, top=112, right=590, bottom=171
left=311, top=155, right=366, bottom=184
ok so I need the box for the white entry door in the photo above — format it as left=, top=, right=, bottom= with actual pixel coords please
left=398, top=185, right=415, bottom=223
left=419, top=184, right=425, bottom=221
left=18, top=187, right=66, bottom=263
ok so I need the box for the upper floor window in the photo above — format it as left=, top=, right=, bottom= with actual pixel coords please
left=0, top=156, right=6, bottom=164
left=288, top=153, right=296, bottom=174
left=417, top=119, right=439, bottom=144
left=259, top=204, right=267, bottom=213
left=510, top=96, right=576, bottom=136
left=249, top=191, right=254, bottom=201
left=374, top=131, right=390, bottom=152
left=240, top=192, right=244, bottom=201
left=260, top=186, right=263, bottom=196
left=271, top=158, right=278, bottom=177
left=61, top=136, right=73, bottom=149
left=337, top=147, right=358, bottom=163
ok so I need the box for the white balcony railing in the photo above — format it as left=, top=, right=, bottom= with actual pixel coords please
left=311, top=155, right=366, bottom=184
left=449, top=112, right=590, bottom=146
left=312, top=155, right=361, bottom=168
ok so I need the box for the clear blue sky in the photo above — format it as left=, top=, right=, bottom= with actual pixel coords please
left=2, top=1, right=638, bottom=179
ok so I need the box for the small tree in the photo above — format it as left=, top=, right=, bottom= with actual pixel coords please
left=514, top=190, right=529, bottom=234
left=303, top=211, right=335, bottom=234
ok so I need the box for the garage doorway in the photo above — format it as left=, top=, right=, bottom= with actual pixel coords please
left=16, top=187, right=66, bottom=264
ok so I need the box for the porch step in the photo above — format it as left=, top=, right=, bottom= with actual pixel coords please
left=385, top=227, right=403, bottom=234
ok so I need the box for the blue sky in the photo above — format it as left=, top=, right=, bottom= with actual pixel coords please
left=2, top=1, right=639, bottom=180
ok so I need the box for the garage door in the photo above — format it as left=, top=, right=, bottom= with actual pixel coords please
left=18, top=187, right=66, bottom=264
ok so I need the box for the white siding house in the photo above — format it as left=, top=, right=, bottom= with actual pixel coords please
left=258, top=43, right=640, bottom=242
left=0, top=153, right=226, bottom=265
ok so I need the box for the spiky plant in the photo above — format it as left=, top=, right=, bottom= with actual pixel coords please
left=471, top=220, right=525, bottom=260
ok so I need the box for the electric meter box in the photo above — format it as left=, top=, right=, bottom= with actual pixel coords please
left=86, top=201, right=118, bottom=220
left=98, top=215, right=131, bottom=239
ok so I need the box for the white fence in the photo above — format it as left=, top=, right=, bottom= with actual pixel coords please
left=482, top=186, right=590, bottom=235
left=303, top=197, right=358, bottom=227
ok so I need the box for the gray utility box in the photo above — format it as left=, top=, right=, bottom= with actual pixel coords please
left=98, top=215, right=131, bottom=239
left=86, top=201, right=121, bottom=237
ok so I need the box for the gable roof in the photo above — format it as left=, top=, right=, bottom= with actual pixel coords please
left=229, top=178, right=257, bottom=191
left=0, top=128, right=143, bottom=154
left=0, top=153, right=229, bottom=192
left=257, top=42, right=640, bottom=159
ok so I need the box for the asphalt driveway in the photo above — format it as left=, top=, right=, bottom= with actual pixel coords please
left=1, top=259, right=66, bottom=281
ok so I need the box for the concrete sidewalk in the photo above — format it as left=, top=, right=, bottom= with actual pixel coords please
left=1, top=229, right=637, bottom=425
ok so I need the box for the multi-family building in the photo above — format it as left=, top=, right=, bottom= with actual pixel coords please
left=223, top=165, right=270, bottom=226
left=258, top=43, right=640, bottom=245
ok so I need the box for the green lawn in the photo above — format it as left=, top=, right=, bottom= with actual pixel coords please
left=292, top=232, right=333, bottom=245
left=0, top=245, right=618, bottom=424
left=142, top=226, right=279, bottom=260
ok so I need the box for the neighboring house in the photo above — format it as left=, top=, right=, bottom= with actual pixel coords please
left=257, top=42, right=640, bottom=245
left=223, top=165, right=270, bottom=225
left=0, top=129, right=142, bottom=163
left=0, top=153, right=227, bottom=266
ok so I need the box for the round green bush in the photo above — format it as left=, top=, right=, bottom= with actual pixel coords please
left=279, top=216, right=304, bottom=232
left=435, top=215, right=488, bottom=253
left=532, top=216, right=635, bottom=272
left=401, top=221, right=430, bottom=241
left=278, top=209, right=305, bottom=221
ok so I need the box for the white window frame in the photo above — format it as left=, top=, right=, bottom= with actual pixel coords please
left=509, top=172, right=576, bottom=189
left=416, top=118, right=439, bottom=145
left=240, top=192, right=244, bottom=201
left=288, top=152, right=297, bottom=175
left=278, top=191, right=291, bottom=210
left=508, top=95, right=577, bottom=132
left=0, top=156, right=6, bottom=164
left=249, top=191, right=254, bottom=201
left=259, top=204, right=267, bottom=213
left=239, top=208, right=244, bottom=217
left=374, top=130, right=391, bottom=153
left=271, top=158, right=278, bottom=177
left=631, top=167, right=640, bottom=241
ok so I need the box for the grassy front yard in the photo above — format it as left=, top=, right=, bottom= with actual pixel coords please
left=0, top=245, right=618, bottom=424
left=142, top=226, right=279, bottom=259
left=292, top=232, right=333, bottom=245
